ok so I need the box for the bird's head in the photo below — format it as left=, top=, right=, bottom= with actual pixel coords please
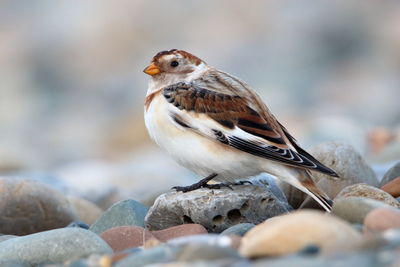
left=143, top=49, right=207, bottom=86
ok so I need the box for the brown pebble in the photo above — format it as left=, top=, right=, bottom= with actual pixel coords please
left=364, top=207, right=400, bottom=232
left=151, top=224, right=208, bottom=242
left=100, top=226, right=156, bottom=252
left=380, top=177, right=400, bottom=198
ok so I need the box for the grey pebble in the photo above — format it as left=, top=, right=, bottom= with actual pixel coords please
left=332, top=197, right=392, bottom=224
left=220, top=223, right=255, bottom=236
left=0, top=228, right=112, bottom=265
left=380, top=161, right=400, bottom=187
left=89, top=199, right=148, bottom=234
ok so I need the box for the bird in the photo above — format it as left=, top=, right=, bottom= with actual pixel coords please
left=143, top=49, right=339, bottom=211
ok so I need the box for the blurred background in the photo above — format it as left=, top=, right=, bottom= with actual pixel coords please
left=1, top=0, right=399, bottom=206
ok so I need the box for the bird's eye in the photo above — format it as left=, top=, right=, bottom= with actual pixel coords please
left=170, top=61, right=179, bottom=67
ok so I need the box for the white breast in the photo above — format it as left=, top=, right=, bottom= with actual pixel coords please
left=144, top=93, right=264, bottom=182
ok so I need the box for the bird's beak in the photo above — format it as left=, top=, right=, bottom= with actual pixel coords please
left=143, top=63, right=161, bottom=76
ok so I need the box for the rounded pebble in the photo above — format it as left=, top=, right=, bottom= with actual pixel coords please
left=0, top=228, right=112, bottom=265
left=239, top=210, right=362, bottom=258
left=364, top=207, right=400, bottom=232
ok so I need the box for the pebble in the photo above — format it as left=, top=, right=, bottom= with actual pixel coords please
left=252, top=252, right=381, bottom=267
left=0, top=235, right=17, bottom=243
left=67, top=196, right=103, bottom=224
left=89, top=199, right=148, bottom=234
left=364, top=207, right=400, bottom=232
left=332, top=197, right=392, bottom=224
left=0, top=228, right=112, bottom=265
left=67, top=221, right=90, bottom=229
left=114, top=245, right=180, bottom=267
left=175, top=244, right=242, bottom=262
left=379, top=161, right=400, bottom=187
left=151, top=224, right=208, bottom=242
left=145, top=185, right=291, bottom=233
left=279, top=142, right=379, bottom=209
left=166, top=234, right=240, bottom=250
left=335, top=183, right=399, bottom=208
left=0, top=178, right=78, bottom=235
left=239, top=210, right=362, bottom=258
left=100, top=226, right=154, bottom=252
left=220, top=223, right=255, bottom=236
left=381, top=177, right=400, bottom=198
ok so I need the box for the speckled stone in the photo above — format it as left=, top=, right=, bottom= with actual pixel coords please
left=335, top=183, right=399, bottom=208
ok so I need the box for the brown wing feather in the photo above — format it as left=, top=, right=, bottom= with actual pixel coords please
left=163, top=81, right=339, bottom=177
left=163, top=82, right=287, bottom=145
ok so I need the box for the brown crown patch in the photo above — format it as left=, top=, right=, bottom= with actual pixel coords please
left=152, top=49, right=203, bottom=66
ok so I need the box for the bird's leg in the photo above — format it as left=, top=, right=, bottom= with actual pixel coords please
left=172, top=173, right=227, bottom=192
left=232, top=180, right=253, bottom=186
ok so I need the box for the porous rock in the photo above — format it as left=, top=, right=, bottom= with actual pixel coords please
left=0, top=177, right=78, bottom=235
left=145, top=185, right=291, bottom=233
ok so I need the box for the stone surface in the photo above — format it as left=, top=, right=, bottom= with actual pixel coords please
left=166, top=234, right=240, bottom=250
left=0, top=235, right=17, bottom=243
left=279, top=142, right=379, bottom=209
left=379, top=161, right=400, bottom=187
left=364, top=207, right=400, bottom=232
left=335, top=183, right=399, bottom=208
left=220, top=223, right=255, bottom=237
left=331, top=197, right=392, bottom=224
left=239, top=210, right=362, bottom=258
left=89, top=199, right=148, bottom=234
left=174, top=244, right=242, bottom=262
left=253, top=252, right=381, bottom=267
left=67, top=221, right=90, bottom=229
left=114, top=245, right=181, bottom=267
left=381, top=177, right=400, bottom=198
left=100, top=226, right=155, bottom=252
left=151, top=224, right=208, bottom=242
left=67, top=196, right=103, bottom=224
left=0, top=177, right=79, bottom=235
left=0, top=228, right=112, bottom=265
left=145, top=185, right=291, bottom=233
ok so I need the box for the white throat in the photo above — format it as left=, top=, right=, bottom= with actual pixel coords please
left=146, top=63, right=208, bottom=96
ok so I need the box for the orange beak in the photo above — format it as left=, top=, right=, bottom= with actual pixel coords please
left=143, top=63, right=161, bottom=76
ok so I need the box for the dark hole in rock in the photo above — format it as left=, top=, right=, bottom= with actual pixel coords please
left=240, top=201, right=249, bottom=211
left=227, top=209, right=242, bottom=224
left=261, top=197, right=274, bottom=204
left=212, top=215, right=224, bottom=224
left=183, top=215, right=194, bottom=224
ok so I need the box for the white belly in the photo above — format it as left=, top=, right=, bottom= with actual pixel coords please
left=144, top=94, right=264, bottom=182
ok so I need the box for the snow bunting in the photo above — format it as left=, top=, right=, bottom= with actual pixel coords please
left=143, top=49, right=338, bottom=211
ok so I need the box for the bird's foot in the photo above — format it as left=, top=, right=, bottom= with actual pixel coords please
left=232, top=180, right=253, bottom=186
left=172, top=182, right=233, bottom=192
left=172, top=173, right=236, bottom=193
